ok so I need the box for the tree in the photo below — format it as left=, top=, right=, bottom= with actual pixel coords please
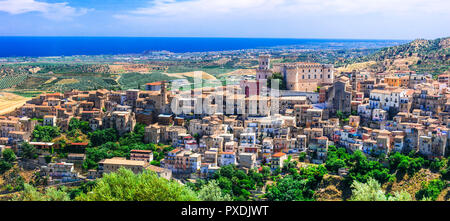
left=265, top=176, right=312, bottom=201
left=68, top=118, right=91, bottom=134
left=350, top=177, right=388, bottom=201
left=82, top=143, right=116, bottom=170
left=261, top=166, right=271, bottom=179
left=197, top=180, right=232, bottom=201
left=68, top=181, right=96, bottom=200
left=267, top=73, right=287, bottom=90
left=430, top=158, right=446, bottom=172
left=76, top=168, right=198, bottom=201
left=415, top=179, right=446, bottom=201
left=89, top=128, right=118, bottom=146
left=350, top=177, right=412, bottom=201
left=32, top=125, right=60, bottom=142
left=20, top=142, right=38, bottom=159
left=389, top=152, right=426, bottom=175
left=282, top=156, right=297, bottom=174
left=210, top=165, right=262, bottom=200
left=336, top=110, right=344, bottom=120
left=2, top=149, right=16, bottom=163
left=13, top=184, right=70, bottom=201
left=298, top=152, right=307, bottom=162
left=346, top=150, right=393, bottom=184
left=0, top=160, right=12, bottom=174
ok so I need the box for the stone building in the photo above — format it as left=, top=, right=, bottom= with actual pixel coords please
left=327, top=76, right=352, bottom=115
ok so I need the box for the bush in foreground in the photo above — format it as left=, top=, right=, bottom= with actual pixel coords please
left=76, top=168, right=198, bottom=201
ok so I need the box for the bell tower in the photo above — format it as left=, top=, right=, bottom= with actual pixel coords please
left=258, top=54, right=271, bottom=70
left=256, top=54, right=272, bottom=80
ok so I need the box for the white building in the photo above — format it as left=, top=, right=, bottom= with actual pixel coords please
left=219, top=152, right=236, bottom=166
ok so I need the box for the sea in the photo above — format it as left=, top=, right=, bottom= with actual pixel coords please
left=0, top=37, right=408, bottom=57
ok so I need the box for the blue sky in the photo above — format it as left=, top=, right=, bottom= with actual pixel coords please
left=0, top=0, right=449, bottom=39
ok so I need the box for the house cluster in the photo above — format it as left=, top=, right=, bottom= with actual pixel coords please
left=2, top=54, right=450, bottom=182
left=329, top=70, right=450, bottom=158
left=2, top=83, right=173, bottom=182
left=155, top=56, right=450, bottom=178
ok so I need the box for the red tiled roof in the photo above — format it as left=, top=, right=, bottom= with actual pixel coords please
left=170, top=149, right=180, bottom=153
left=47, top=93, right=63, bottom=96
left=146, top=82, right=162, bottom=86
left=272, top=152, right=286, bottom=158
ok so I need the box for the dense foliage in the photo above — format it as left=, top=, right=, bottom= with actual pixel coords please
left=325, top=146, right=393, bottom=185
left=389, top=152, right=427, bottom=175
left=350, top=177, right=412, bottom=201
left=415, top=179, right=447, bottom=201
left=210, top=165, right=265, bottom=201
left=197, top=180, right=233, bottom=201
left=0, top=149, right=16, bottom=174
left=76, top=168, right=198, bottom=201
left=20, top=142, right=38, bottom=159
left=346, top=151, right=393, bottom=184
left=82, top=123, right=173, bottom=170
left=267, top=72, right=287, bottom=90
left=13, top=184, right=70, bottom=201
left=32, top=125, right=60, bottom=142
left=88, top=128, right=119, bottom=147
left=325, top=146, right=350, bottom=173
left=1, top=149, right=16, bottom=163
left=265, top=165, right=327, bottom=201
left=68, top=118, right=92, bottom=134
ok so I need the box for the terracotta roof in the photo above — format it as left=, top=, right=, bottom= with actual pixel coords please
left=170, top=149, right=181, bottom=153
left=146, top=82, right=163, bottom=86
left=272, top=152, right=286, bottom=157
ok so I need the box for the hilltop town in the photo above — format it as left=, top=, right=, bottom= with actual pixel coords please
left=0, top=41, right=449, bottom=201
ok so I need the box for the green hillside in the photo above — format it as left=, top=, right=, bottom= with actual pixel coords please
left=347, top=37, right=450, bottom=75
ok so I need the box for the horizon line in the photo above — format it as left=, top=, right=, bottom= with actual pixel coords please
left=0, top=35, right=416, bottom=41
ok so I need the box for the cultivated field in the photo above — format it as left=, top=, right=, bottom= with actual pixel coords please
left=164, top=71, right=217, bottom=80
left=336, top=61, right=378, bottom=73
left=217, top=69, right=256, bottom=78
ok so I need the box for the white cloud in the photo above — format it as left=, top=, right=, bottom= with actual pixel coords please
left=110, top=0, right=450, bottom=38
left=0, top=0, right=89, bottom=20
left=116, top=0, right=450, bottom=19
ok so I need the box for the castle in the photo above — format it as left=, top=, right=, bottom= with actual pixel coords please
left=256, top=55, right=335, bottom=92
